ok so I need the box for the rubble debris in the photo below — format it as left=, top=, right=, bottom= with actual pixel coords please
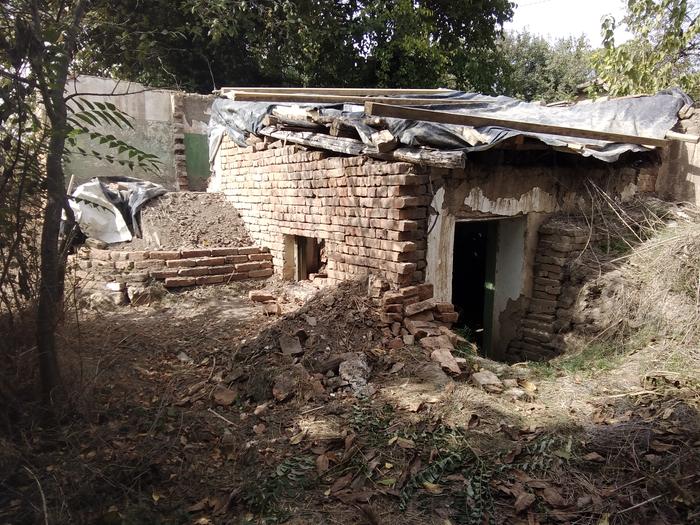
left=471, top=370, right=504, bottom=393
left=430, top=349, right=462, bottom=375
left=338, top=353, right=372, bottom=396
left=279, top=334, right=304, bottom=356
left=272, top=374, right=296, bottom=402
left=249, top=290, right=276, bottom=303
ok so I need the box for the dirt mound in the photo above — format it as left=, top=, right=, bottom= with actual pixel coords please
left=114, top=191, right=252, bottom=250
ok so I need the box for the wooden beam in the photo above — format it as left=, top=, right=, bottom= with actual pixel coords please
left=365, top=102, right=669, bottom=148
left=227, top=91, right=487, bottom=106
left=665, top=130, right=700, bottom=143
left=258, top=127, right=465, bottom=169
left=221, top=87, right=453, bottom=96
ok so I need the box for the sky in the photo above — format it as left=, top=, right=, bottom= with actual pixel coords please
left=504, top=0, right=632, bottom=47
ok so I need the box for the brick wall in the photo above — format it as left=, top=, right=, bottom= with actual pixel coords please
left=69, top=245, right=272, bottom=305
left=508, top=218, right=591, bottom=360
left=215, top=137, right=432, bottom=287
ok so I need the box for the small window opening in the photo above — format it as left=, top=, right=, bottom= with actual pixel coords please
left=285, top=235, right=326, bottom=281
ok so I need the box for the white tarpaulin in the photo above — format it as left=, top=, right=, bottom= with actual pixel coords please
left=68, top=180, right=132, bottom=243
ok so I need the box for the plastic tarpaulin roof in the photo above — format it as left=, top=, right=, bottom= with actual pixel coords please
left=208, top=88, right=691, bottom=163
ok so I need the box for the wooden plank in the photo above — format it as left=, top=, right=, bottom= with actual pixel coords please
left=665, top=130, right=700, bottom=143
left=258, top=126, right=465, bottom=169
left=227, top=91, right=486, bottom=106
left=221, top=87, right=453, bottom=96
left=365, top=102, right=669, bottom=148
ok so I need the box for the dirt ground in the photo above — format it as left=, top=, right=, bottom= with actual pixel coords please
left=2, top=198, right=700, bottom=525
left=113, top=192, right=252, bottom=251
left=1, top=273, right=698, bottom=525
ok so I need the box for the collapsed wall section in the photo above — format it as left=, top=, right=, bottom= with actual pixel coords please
left=214, top=137, right=432, bottom=287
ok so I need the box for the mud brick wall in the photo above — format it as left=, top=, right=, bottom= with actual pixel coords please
left=509, top=218, right=591, bottom=361
left=69, top=245, right=272, bottom=305
left=215, top=137, right=432, bottom=287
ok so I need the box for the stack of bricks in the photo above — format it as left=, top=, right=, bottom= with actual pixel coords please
left=216, top=136, right=435, bottom=287
left=69, top=245, right=272, bottom=304
left=376, top=283, right=459, bottom=351
left=509, top=218, right=590, bottom=360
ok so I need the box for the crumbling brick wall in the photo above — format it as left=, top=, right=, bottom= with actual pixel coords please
left=508, top=218, right=591, bottom=360
left=69, top=245, right=272, bottom=305
left=215, top=137, right=433, bottom=287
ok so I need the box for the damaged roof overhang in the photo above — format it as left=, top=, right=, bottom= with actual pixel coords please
left=209, top=88, right=697, bottom=169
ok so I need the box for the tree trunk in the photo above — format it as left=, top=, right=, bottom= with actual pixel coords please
left=36, top=128, right=67, bottom=405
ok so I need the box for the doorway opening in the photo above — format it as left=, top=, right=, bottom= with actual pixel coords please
left=452, top=221, right=497, bottom=353
left=284, top=235, right=325, bottom=281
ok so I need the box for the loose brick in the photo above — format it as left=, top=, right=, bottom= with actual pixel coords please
left=165, top=276, right=196, bottom=287
left=133, top=259, right=164, bottom=269
left=208, top=265, right=236, bottom=275
left=210, top=247, right=239, bottom=256
left=238, top=246, right=262, bottom=255
left=166, top=259, right=196, bottom=268
left=195, top=256, right=226, bottom=266
left=225, top=255, right=249, bottom=264
left=181, top=249, right=211, bottom=258
left=248, top=268, right=273, bottom=278
left=178, top=267, right=210, bottom=277
left=404, top=299, right=435, bottom=317
left=149, top=250, right=181, bottom=260
left=125, top=251, right=149, bottom=261
left=151, top=269, right=179, bottom=279
left=196, top=275, right=225, bottom=285
left=235, top=261, right=262, bottom=272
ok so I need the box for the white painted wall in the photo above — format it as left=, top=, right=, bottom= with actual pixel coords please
left=491, top=217, right=526, bottom=353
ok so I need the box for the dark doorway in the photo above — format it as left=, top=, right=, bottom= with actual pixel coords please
left=295, top=236, right=324, bottom=280
left=452, top=221, right=497, bottom=351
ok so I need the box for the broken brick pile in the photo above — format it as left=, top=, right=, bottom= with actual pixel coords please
left=509, top=218, right=591, bottom=360
left=216, top=137, right=436, bottom=287
left=368, top=281, right=462, bottom=358
left=69, top=244, right=273, bottom=305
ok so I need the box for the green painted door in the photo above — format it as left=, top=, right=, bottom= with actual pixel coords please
left=184, top=133, right=210, bottom=191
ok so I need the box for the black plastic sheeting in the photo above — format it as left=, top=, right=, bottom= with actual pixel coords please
left=95, top=176, right=167, bottom=237
left=209, top=88, right=692, bottom=163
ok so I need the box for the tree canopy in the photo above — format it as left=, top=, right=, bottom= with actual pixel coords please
left=592, top=0, right=700, bottom=97
left=76, top=0, right=514, bottom=93
left=496, top=31, right=594, bottom=102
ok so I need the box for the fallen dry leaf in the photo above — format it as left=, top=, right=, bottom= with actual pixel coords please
left=186, top=498, right=210, bottom=513
left=316, top=454, right=329, bottom=474
left=212, top=387, right=237, bottom=406
left=389, top=362, right=405, bottom=374
left=422, top=482, right=443, bottom=494
left=330, top=472, right=353, bottom=493
left=582, top=452, right=605, bottom=463
left=396, top=437, right=416, bottom=449
left=289, top=430, right=306, bottom=445
left=650, top=439, right=674, bottom=452
left=541, top=487, right=567, bottom=508
left=514, top=492, right=536, bottom=513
